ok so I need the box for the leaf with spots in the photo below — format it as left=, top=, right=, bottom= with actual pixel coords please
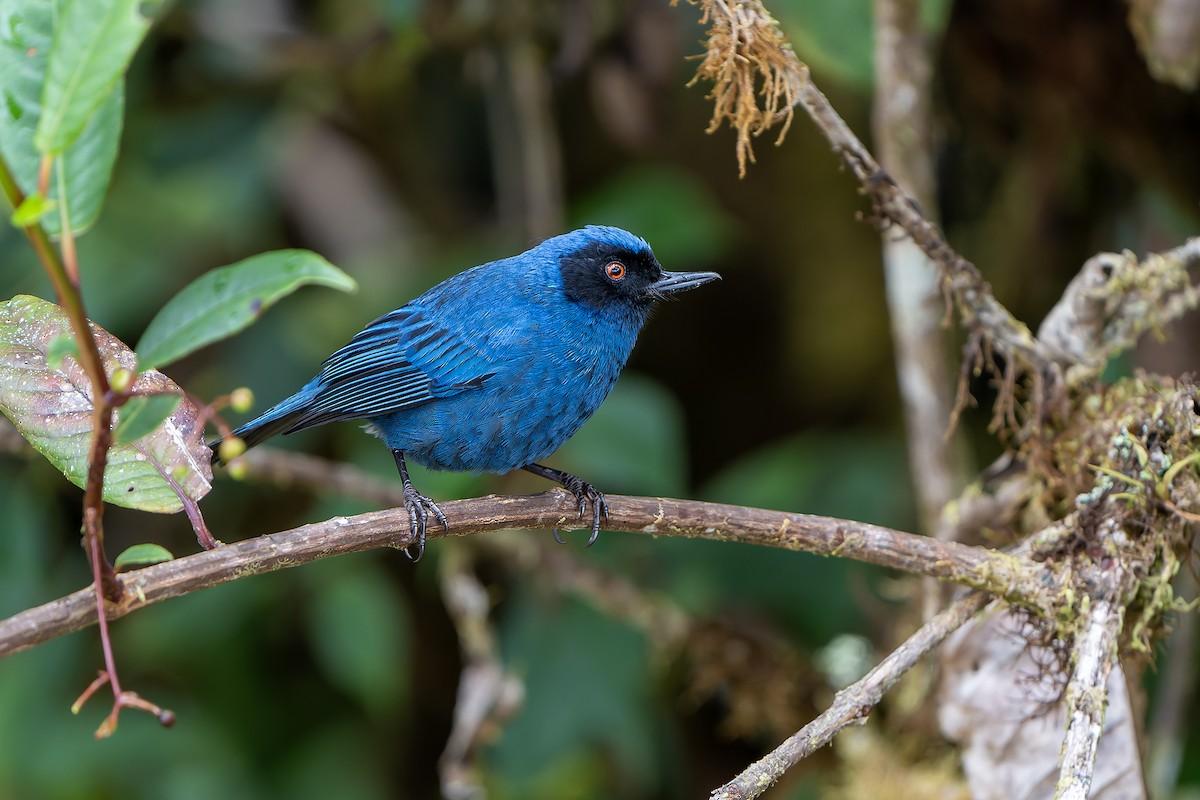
left=134, top=250, right=357, bottom=371
left=0, top=294, right=212, bottom=514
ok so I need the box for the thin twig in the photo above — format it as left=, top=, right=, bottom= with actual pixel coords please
left=683, top=0, right=1054, bottom=374
left=0, top=493, right=1049, bottom=659
left=710, top=592, right=992, bottom=800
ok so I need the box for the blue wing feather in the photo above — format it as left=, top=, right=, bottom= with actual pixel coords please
left=280, top=306, right=494, bottom=432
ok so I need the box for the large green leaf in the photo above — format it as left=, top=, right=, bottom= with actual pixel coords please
left=33, top=0, right=151, bottom=156
left=135, top=250, right=358, bottom=370
left=0, top=0, right=123, bottom=235
left=0, top=294, right=213, bottom=513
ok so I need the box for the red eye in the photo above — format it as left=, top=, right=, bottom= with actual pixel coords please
left=606, top=261, right=626, bottom=281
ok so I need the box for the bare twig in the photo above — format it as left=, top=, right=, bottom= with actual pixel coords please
left=240, top=447, right=410, bottom=507
left=0, top=492, right=1050, bottom=659
left=710, top=592, right=992, bottom=800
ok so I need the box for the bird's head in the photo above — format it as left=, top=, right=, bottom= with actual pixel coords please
left=550, top=226, right=720, bottom=314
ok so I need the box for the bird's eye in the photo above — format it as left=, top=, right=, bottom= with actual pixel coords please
left=606, top=261, right=626, bottom=281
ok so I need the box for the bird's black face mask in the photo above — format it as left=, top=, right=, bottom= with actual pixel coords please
left=559, top=243, right=719, bottom=311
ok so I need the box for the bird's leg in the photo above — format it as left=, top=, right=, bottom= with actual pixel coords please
left=392, top=449, right=448, bottom=562
left=522, top=463, right=608, bottom=547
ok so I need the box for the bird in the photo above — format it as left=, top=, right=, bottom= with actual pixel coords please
left=213, top=225, right=719, bottom=561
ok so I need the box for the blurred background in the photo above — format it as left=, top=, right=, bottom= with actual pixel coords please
left=1, top=0, right=1198, bottom=797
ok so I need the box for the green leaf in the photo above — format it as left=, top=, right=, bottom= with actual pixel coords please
left=0, top=0, right=124, bottom=235
left=114, top=393, right=182, bottom=444
left=33, top=0, right=152, bottom=155
left=113, top=543, right=174, bottom=571
left=44, top=334, right=78, bottom=369
left=135, top=250, right=358, bottom=370
left=9, top=191, right=54, bottom=227
left=0, top=294, right=213, bottom=513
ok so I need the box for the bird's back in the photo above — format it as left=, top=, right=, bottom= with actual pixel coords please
left=368, top=253, right=646, bottom=472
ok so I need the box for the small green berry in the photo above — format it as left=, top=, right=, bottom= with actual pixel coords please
left=110, top=368, right=133, bottom=393
left=218, top=436, right=246, bottom=463
left=230, top=387, right=254, bottom=413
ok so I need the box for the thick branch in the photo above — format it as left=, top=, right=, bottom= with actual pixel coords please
left=873, top=0, right=968, bottom=540
left=0, top=493, right=1044, bottom=659
left=1039, top=239, right=1200, bottom=379
left=1055, top=594, right=1125, bottom=800
left=710, top=592, right=992, bottom=800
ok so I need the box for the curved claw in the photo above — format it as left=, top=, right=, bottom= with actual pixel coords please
left=565, top=479, right=607, bottom=548
left=585, top=490, right=609, bottom=548
left=546, top=487, right=605, bottom=546
left=522, top=463, right=607, bottom=549
left=401, top=488, right=448, bottom=563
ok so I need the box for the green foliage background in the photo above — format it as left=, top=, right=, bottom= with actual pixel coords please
left=1, top=0, right=1198, bottom=798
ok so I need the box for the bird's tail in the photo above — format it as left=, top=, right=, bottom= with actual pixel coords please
left=209, top=382, right=317, bottom=464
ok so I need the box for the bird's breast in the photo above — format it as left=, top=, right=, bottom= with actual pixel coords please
left=375, top=322, right=635, bottom=473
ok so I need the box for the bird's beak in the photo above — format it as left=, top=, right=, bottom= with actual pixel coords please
left=646, top=270, right=721, bottom=297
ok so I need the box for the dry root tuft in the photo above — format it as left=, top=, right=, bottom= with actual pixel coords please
left=680, top=0, right=802, bottom=177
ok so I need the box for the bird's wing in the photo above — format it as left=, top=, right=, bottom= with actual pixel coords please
left=282, top=307, right=494, bottom=433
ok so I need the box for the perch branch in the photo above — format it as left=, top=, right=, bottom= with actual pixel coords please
left=0, top=493, right=1048, bottom=659
left=710, top=592, right=993, bottom=800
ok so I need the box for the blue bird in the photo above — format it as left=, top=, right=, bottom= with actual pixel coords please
left=215, top=226, right=719, bottom=560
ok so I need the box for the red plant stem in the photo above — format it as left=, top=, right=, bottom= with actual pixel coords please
left=85, top=400, right=122, bottom=599
left=87, top=528, right=122, bottom=699
left=0, top=156, right=121, bottom=598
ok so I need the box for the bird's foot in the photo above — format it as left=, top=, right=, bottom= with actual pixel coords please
left=401, top=484, right=448, bottom=562
left=523, top=463, right=608, bottom=547
left=556, top=474, right=608, bottom=547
